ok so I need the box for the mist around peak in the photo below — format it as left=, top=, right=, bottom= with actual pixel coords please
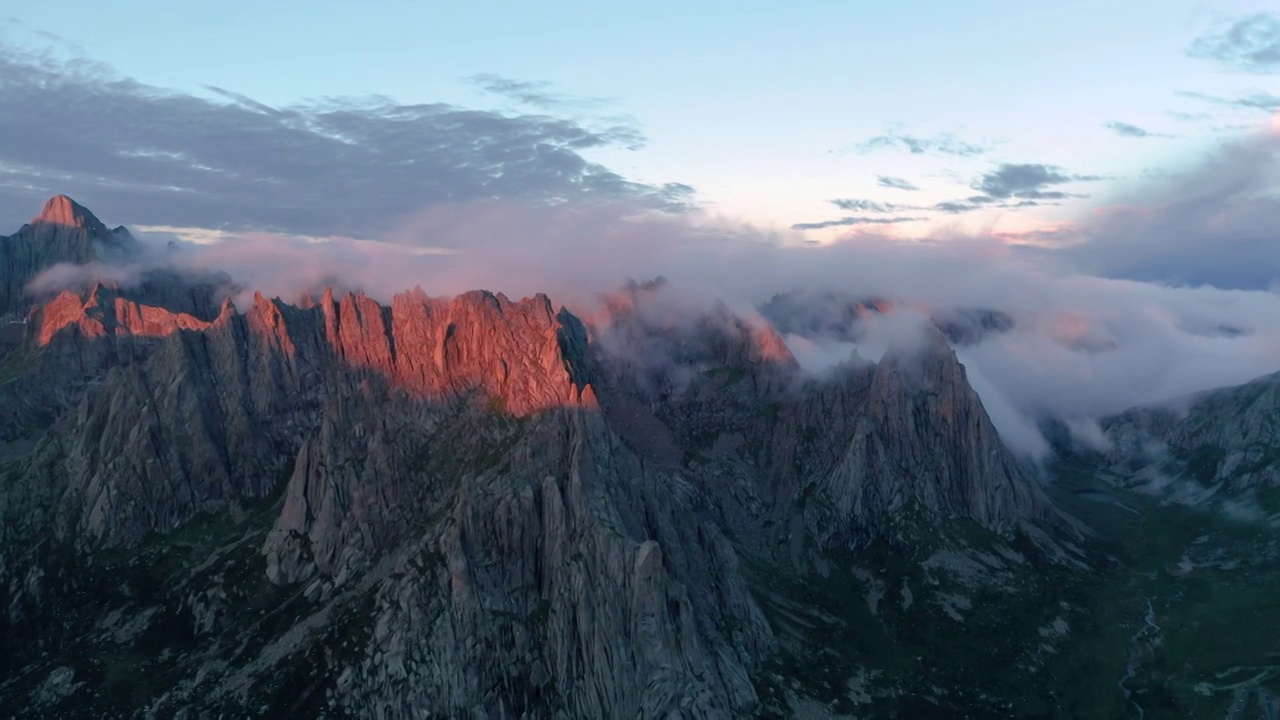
left=15, top=126, right=1280, bottom=459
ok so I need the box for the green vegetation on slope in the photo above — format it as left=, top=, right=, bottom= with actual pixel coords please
left=744, top=463, right=1280, bottom=719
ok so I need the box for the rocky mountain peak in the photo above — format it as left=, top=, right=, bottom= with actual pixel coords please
left=1, top=197, right=129, bottom=317
left=852, top=319, right=1048, bottom=529
left=33, top=195, right=105, bottom=231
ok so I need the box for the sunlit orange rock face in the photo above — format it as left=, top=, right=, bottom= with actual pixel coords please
left=34, top=290, right=99, bottom=345
left=313, top=287, right=598, bottom=414
left=31, top=283, right=598, bottom=416
left=35, top=195, right=98, bottom=229
left=33, top=286, right=215, bottom=346
left=745, top=320, right=794, bottom=364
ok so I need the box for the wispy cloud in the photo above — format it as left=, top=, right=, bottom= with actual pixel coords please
left=1179, top=90, right=1280, bottom=113
left=466, top=73, right=629, bottom=122
left=931, top=196, right=1049, bottom=212
left=3, top=16, right=83, bottom=53
left=132, top=225, right=237, bottom=245
left=804, top=163, right=1090, bottom=225
left=1165, top=109, right=1215, bottom=122
left=790, top=215, right=922, bottom=231
left=829, top=198, right=914, bottom=213
left=1104, top=121, right=1172, bottom=138
left=469, top=74, right=584, bottom=108
left=1187, top=12, right=1280, bottom=73
left=877, top=175, right=920, bottom=191
left=851, top=130, right=994, bottom=157
left=931, top=198, right=1046, bottom=214
left=0, top=40, right=688, bottom=237
left=931, top=200, right=985, bottom=214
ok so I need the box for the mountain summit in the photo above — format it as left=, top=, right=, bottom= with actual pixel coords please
left=0, top=196, right=131, bottom=317
left=33, top=195, right=104, bottom=230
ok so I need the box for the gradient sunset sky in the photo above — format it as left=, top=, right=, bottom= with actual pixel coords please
left=1, top=1, right=1278, bottom=278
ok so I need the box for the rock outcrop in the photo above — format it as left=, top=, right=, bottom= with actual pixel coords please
left=1101, top=370, right=1280, bottom=489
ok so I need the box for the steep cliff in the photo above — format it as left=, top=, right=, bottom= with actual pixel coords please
left=796, top=327, right=1047, bottom=549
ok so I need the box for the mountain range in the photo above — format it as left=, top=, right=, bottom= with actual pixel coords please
left=2, top=197, right=1279, bottom=718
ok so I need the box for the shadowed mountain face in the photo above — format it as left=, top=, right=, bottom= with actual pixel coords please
left=1092, top=370, right=1280, bottom=492
left=0, top=197, right=1117, bottom=718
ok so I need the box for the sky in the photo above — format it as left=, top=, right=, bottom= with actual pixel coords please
left=1, top=0, right=1277, bottom=249
left=4, top=1, right=1280, bottom=457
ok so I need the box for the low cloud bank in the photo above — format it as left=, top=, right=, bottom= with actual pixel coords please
left=25, top=173, right=1280, bottom=461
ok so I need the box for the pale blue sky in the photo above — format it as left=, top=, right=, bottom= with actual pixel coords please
left=3, top=0, right=1278, bottom=239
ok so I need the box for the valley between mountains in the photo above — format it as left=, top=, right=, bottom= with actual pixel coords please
left=2, top=196, right=1280, bottom=719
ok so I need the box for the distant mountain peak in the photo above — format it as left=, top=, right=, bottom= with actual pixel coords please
left=0, top=196, right=123, bottom=316
left=33, top=195, right=103, bottom=229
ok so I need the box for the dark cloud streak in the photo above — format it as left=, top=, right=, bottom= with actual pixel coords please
left=970, top=163, right=1101, bottom=201
left=829, top=198, right=911, bottom=212
left=1104, top=121, right=1172, bottom=138
left=932, top=198, right=1047, bottom=214
left=974, top=164, right=1069, bottom=199
left=467, top=73, right=617, bottom=112
left=1179, top=90, right=1280, bottom=113
left=877, top=175, right=920, bottom=191
left=810, top=163, right=1090, bottom=223
left=924, top=163, right=1100, bottom=214
left=852, top=131, right=993, bottom=157
left=0, top=42, right=687, bottom=236
left=790, top=216, right=922, bottom=231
